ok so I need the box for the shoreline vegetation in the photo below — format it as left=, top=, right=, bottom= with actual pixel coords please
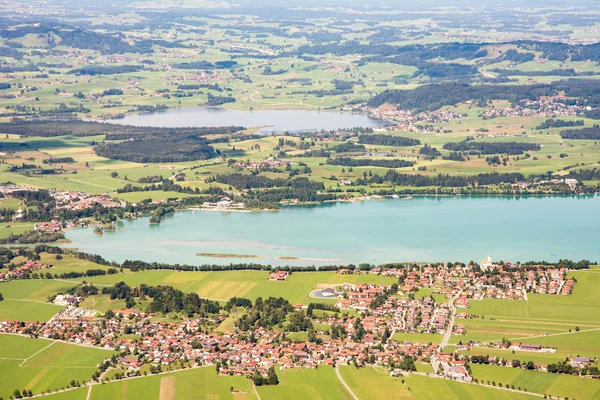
left=196, top=253, right=262, bottom=258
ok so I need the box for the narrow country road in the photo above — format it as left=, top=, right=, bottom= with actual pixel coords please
left=432, top=290, right=462, bottom=373
left=335, top=365, right=359, bottom=400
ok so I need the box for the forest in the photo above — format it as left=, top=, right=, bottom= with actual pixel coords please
left=326, top=157, right=414, bottom=168
left=560, top=126, right=600, bottom=140
left=94, top=132, right=220, bottom=163
left=367, top=79, right=600, bottom=111
left=359, top=170, right=525, bottom=187
left=442, top=141, right=540, bottom=155
left=358, top=134, right=421, bottom=147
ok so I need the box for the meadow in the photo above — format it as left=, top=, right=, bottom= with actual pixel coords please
left=0, top=335, right=114, bottom=399
left=258, top=366, right=352, bottom=400
left=339, top=366, right=540, bottom=400
left=470, top=364, right=600, bottom=399
left=71, top=269, right=397, bottom=304
left=88, top=366, right=257, bottom=400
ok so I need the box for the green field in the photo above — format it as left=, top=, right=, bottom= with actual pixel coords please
left=470, top=364, right=600, bottom=399
left=71, top=269, right=396, bottom=304
left=0, top=299, right=62, bottom=321
left=339, top=366, right=540, bottom=400
left=339, top=366, right=413, bottom=399
left=258, top=367, right=352, bottom=400
left=0, top=335, right=114, bottom=399
left=405, top=375, right=538, bottom=400
left=88, top=366, right=257, bottom=400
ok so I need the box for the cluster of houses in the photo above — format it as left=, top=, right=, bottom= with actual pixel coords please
left=436, top=353, right=472, bottom=381
left=345, top=105, right=465, bottom=134
left=0, top=259, right=51, bottom=281
left=34, top=220, right=62, bottom=232
left=339, top=259, right=577, bottom=305
left=268, top=270, right=289, bottom=281
left=8, top=314, right=433, bottom=376
left=333, top=283, right=386, bottom=311
left=511, top=178, right=580, bottom=192
left=478, top=100, right=583, bottom=120
left=50, top=190, right=123, bottom=211
left=232, top=159, right=290, bottom=170
left=201, top=197, right=246, bottom=210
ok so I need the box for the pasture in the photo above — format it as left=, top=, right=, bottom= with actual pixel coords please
left=404, top=374, right=538, bottom=400
left=339, top=365, right=413, bottom=400
left=72, top=269, right=397, bottom=304
left=258, top=366, right=352, bottom=400
left=470, top=364, right=600, bottom=399
left=88, top=366, right=257, bottom=400
left=0, top=335, right=113, bottom=399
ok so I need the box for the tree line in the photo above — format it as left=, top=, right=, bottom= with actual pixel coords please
left=325, top=157, right=414, bottom=168
left=358, top=134, right=421, bottom=147
left=560, top=126, right=600, bottom=140
left=443, top=141, right=540, bottom=155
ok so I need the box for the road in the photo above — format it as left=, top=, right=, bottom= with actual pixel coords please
left=335, top=365, right=359, bottom=400
left=432, top=291, right=462, bottom=373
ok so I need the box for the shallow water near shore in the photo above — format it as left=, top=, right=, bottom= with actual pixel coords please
left=64, top=195, right=600, bottom=266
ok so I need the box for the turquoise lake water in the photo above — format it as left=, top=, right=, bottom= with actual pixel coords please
left=64, top=196, right=600, bottom=266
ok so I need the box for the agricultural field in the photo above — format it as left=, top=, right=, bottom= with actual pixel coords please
left=470, top=364, right=600, bottom=399
left=70, top=269, right=397, bottom=304
left=258, top=366, right=352, bottom=400
left=0, top=335, right=114, bottom=399
left=340, top=366, right=540, bottom=400
left=404, top=375, right=539, bottom=400
left=88, top=366, right=257, bottom=400
left=338, top=366, right=413, bottom=400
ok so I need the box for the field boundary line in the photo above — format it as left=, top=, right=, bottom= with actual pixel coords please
left=412, top=372, right=542, bottom=398
left=0, top=333, right=116, bottom=352
left=488, top=326, right=600, bottom=343
left=20, top=341, right=55, bottom=367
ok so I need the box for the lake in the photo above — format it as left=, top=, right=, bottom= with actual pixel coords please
left=64, top=195, right=600, bottom=266
left=111, top=108, right=387, bottom=133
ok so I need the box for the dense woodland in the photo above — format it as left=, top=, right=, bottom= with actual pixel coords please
left=94, top=133, right=220, bottom=163
left=326, top=157, right=414, bottom=168
left=358, top=134, right=421, bottom=147
left=367, top=79, right=600, bottom=111
left=560, top=126, right=600, bottom=140
left=442, top=141, right=540, bottom=155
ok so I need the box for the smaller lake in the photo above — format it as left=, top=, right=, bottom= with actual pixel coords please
left=111, top=108, right=387, bottom=133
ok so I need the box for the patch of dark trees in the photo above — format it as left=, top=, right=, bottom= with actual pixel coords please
left=325, top=158, right=414, bottom=168
left=560, top=126, right=600, bottom=140
left=358, top=134, right=421, bottom=147
left=535, top=119, right=584, bottom=130
left=566, top=168, right=600, bottom=181
left=95, top=132, right=221, bottom=163
left=442, top=141, right=540, bottom=155
left=67, top=65, right=143, bottom=75
left=359, top=170, right=525, bottom=187
left=419, top=144, right=441, bottom=159
left=331, top=143, right=366, bottom=153
left=173, top=60, right=238, bottom=70
left=367, top=79, right=600, bottom=112
left=101, top=282, right=221, bottom=315
left=42, top=157, right=75, bottom=164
